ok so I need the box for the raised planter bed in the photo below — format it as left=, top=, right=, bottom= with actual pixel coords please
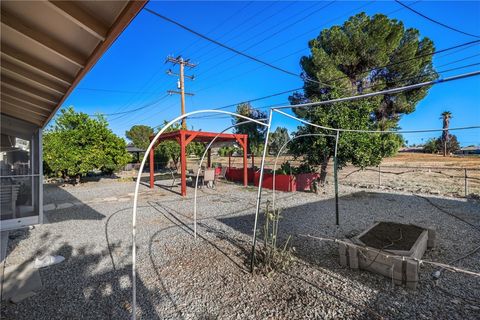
left=225, top=168, right=255, bottom=183
left=338, top=221, right=436, bottom=289
left=296, top=173, right=320, bottom=191
left=253, top=171, right=296, bottom=192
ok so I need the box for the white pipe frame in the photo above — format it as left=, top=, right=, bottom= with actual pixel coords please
left=132, top=70, right=480, bottom=315
left=193, top=119, right=269, bottom=239
left=249, top=109, right=274, bottom=272
left=131, top=110, right=268, bottom=319
left=248, top=70, right=480, bottom=271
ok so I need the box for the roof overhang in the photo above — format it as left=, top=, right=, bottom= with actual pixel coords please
left=1, top=0, right=147, bottom=128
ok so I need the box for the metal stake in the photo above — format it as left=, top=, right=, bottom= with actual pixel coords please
left=334, top=130, right=340, bottom=226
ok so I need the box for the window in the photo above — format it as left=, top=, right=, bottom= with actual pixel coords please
left=1, top=115, right=42, bottom=230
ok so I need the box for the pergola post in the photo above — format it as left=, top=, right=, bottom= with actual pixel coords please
left=207, top=148, right=212, bottom=168
left=180, top=131, right=187, bottom=196
left=251, top=153, right=254, bottom=169
left=228, top=153, right=231, bottom=169
left=242, top=136, right=248, bottom=186
left=149, top=143, right=155, bottom=189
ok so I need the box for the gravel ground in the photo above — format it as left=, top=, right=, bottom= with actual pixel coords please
left=1, top=179, right=479, bottom=319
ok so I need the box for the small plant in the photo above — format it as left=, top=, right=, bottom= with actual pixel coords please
left=255, top=201, right=295, bottom=275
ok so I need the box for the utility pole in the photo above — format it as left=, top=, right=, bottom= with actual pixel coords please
left=166, top=55, right=196, bottom=129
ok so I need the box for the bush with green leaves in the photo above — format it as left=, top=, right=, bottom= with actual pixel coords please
left=43, top=107, right=131, bottom=180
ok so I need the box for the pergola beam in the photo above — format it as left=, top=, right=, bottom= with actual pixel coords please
left=1, top=59, right=67, bottom=95
left=1, top=10, right=86, bottom=68
left=1, top=45, right=74, bottom=86
left=46, top=1, right=108, bottom=41
left=184, top=131, right=200, bottom=145
left=149, top=129, right=249, bottom=195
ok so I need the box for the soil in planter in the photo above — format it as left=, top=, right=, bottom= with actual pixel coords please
left=359, top=222, right=424, bottom=251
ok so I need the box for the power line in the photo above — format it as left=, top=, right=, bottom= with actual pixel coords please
left=395, top=0, right=480, bottom=38
left=180, top=0, right=414, bottom=92
left=322, top=39, right=480, bottom=88
left=186, top=1, right=291, bottom=64
left=198, top=40, right=480, bottom=114
left=177, top=1, right=254, bottom=57
left=183, top=1, right=272, bottom=59
left=88, top=94, right=170, bottom=117
left=189, top=60, right=480, bottom=120
left=192, top=1, right=376, bottom=93
left=143, top=7, right=332, bottom=88
left=76, top=87, right=158, bottom=94
left=277, top=70, right=480, bottom=111
left=107, top=41, right=479, bottom=124
left=194, top=1, right=332, bottom=70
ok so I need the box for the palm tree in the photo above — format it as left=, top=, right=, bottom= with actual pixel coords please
left=441, top=111, right=452, bottom=156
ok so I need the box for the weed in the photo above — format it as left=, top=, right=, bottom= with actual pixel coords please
left=255, top=201, right=295, bottom=276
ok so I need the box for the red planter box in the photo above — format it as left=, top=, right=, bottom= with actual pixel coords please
left=296, top=173, right=320, bottom=191
left=226, top=168, right=255, bottom=183
left=254, top=172, right=296, bottom=192
left=214, top=167, right=222, bottom=176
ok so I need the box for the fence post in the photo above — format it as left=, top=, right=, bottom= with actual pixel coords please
left=465, top=168, right=468, bottom=197
left=378, top=165, right=381, bottom=187
left=334, top=130, right=340, bottom=226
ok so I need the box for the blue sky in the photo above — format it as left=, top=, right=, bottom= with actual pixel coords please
left=60, top=0, right=480, bottom=146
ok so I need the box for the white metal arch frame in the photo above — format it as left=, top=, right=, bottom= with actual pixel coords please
left=131, top=110, right=268, bottom=319
left=249, top=71, right=480, bottom=272
left=193, top=119, right=269, bottom=239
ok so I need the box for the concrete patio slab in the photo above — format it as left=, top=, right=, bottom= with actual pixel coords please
left=1, top=262, right=43, bottom=302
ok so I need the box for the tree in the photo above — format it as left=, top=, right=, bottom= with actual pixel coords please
left=154, top=121, right=206, bottom=169
left=43, top=107, right=131, bottom=181
left=423, top=134, right=460, bottom=154
left=125, top=125, right=153, bottom=150
left=218, top=146, right=239, bottom=157
left=289, top=13, right=436, bottom=183
left=232, top=103, right=267, bottom=156
left=441, top=111, right=452, bottom=157
left=268, top=127, right=290, bottom=155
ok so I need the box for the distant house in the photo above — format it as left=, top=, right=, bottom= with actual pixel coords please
left=399, top=146, right=425, bottom=153
left=455, top=146, right=480, bottom=155
left=126, top=144, right=145, bottom=163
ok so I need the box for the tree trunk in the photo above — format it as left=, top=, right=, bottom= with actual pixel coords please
left=319, top=155, right=331, bottom=185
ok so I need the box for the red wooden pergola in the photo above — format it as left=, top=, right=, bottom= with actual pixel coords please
left=149, top=129, right=248, bottom=196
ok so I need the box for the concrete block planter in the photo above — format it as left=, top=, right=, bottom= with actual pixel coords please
left=338, top=221, right=436, bottom=289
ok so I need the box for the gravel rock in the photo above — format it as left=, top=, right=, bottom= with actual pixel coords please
left=2, top=180, right=479, bottom=319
